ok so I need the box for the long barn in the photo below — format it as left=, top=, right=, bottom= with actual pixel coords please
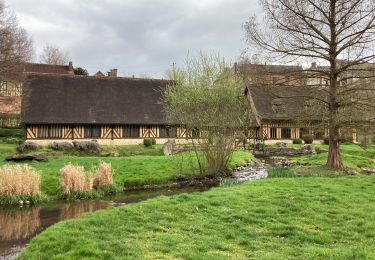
left=22, top=74, right=189, bottom=145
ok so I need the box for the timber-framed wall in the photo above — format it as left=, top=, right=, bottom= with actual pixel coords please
left=25, top=124, right=192, bottom=141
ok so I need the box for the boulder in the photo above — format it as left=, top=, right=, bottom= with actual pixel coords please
left=361, top=167, right=375, bottom=175
left=276, top=142, right=288, bottom=148
left=6, top=154, right=48, bottom=162
left=17, top=142, right=41, bottom=153
left=163, top=139, right=176, bottom=156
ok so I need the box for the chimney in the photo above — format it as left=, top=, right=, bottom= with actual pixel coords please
left=311, top=62, right=317, bottom=69
left=108, top=68, right=118, bottom=78
left=68, top=61, right=74, bottom=74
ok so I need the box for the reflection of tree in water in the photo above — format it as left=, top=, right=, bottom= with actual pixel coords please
left=0, top=208, right=41, bottom=241
left=58, top=201, right=110, bottom=220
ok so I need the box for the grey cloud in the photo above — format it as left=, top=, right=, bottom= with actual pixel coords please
left=7, top=0, right=260, bottom=77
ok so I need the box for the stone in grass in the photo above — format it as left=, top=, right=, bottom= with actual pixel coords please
left=163, top=139, right=176, bottom=156
left=17, top=141, right=41, bottom=153
left=48, top=141, right=74, bottom=150
left=6, top=154, right=48, bottom=162
left=361, top=167, right=375, bottom=175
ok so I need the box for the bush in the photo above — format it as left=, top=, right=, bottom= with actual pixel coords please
left=60, top=164, right=93, bottom=195
left=49, top=141, right=74, bottom=151
left=292, top=139, right=302, bottom=144
left=143, top=138, right=153, bottom=147
left=0, top=128, right=24, bottom=138
left=72, top=140, right=100, bottom=154
left=0, top=165, right=41, bottom=196
left=17, top=141, right=41, bottom=153
left=93, top=162, right=113, bottom=189
left=323, top=135, right=329, bottom=145
left=302, top=134, right=314, bottom=144
left=151, top=138, right=157, bottom=145
left=0, top=137, right=22, bottom=144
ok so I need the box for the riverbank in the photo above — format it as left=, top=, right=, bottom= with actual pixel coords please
left=0, top=143, right=253, bottom=204
left=20, top=174, right=375, bottom=259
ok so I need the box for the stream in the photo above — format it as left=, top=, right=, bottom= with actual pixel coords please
left=0, top=186, right=213, bottom=260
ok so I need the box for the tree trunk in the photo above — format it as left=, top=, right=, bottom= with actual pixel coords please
left=326, top=127, right=343, bottom=169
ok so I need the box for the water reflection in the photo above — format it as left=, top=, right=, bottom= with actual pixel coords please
left=0, top=186, right=213, bottom=259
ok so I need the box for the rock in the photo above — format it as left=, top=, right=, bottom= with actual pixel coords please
left=48, top=141, right=74, bottom=150
left=361, top=167, right=375, bottom=175
left=25, top=201, right=30, bottom=205
left=5, top=154, right=48, bottom=162
left=163, top=139, right=176, bottom=156
left=276, top=142, right=288, bottom=148
left=19, top=200, right=23, bottom=205
left=345, top=168, right=360, bottom=175
left=17, top=142, right=41, bottom=153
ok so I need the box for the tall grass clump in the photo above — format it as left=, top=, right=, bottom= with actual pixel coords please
left=60, top=164, right=93, bottom=195
left=60, top=163, right=114, bottom=199
left=0, top=165, right=41, bottom=196
left=93, top=162, right=113, bottom=188
left=0, top=164, right=45, bottom=205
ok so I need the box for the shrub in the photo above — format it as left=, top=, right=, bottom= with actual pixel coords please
left=93, top=162, right=113, bottom=188
left=302, top=134, right=314, bottom=144
left=0, top=165, right=41, bottom=196
left=340, top=136, right=353, bottom=144
left=371, top=135, right=375, bottom=144
left=60, top=164, right=94, bottom=195
left=323, top=135, right=329, bottom=145
left=0, top=137, right=22, bottom=144
left=0, top=128, right=24, bottom=138
left=72, top=140, right=100, bottom=154
left=143, top=138, right=153, bottom=147
left=292, top=139, right=302, bottom=144
left=49, top=141, right=74, bottom=150
left=151, top=138, right=157, bottom=145
left=17, top=141, right=41, bottom=153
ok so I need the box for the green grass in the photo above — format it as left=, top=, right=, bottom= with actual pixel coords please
left=0, top=143, right=253, bottom=197
left=291, top=144, right=375, bottom=169
left=20, top=175, right=375, bottom=259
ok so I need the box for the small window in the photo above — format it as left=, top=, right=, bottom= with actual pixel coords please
left=159, top=126, right=177, bottom=138
left=84, top=125, right=101, bottom=138
left=38, top=125, right=62, bottom=138
left=300, top=128, right=309, bottom=138
left=270, top=127, right=277, bottom=139
left=123, top=125, right=140, bottom=138
left=281, top=128, right=291, bottom=139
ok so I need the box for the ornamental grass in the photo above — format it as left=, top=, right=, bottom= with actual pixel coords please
left=0, top=164, right=41, bottom=196
left=60, top=163, right=113, bottom=195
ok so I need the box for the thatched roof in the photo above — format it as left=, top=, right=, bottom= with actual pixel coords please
left=246, top=84, right=320, bottom=121
left=22, top=74, right=169, bottom=125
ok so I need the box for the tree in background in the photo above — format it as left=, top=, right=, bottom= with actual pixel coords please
left=74, top=67, right=89, bottom=76
left=163, top=52, right=253, bottom=176
left=244, top=0, right=375, bottom=169
left=0, top=1, right=33, bottom=79
left=40, top=44, right=70, bottom=65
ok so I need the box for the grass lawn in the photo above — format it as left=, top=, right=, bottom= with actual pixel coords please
left=20, top=175, right=375, bottom=259
left=0, top=143, right=253, bottom=197
left=291, top=144, right=375, bottom=169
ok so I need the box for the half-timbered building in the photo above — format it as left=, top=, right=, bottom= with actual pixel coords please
left=0, top=62, right=74, bottom=127
left=245, top=84, right=357, bottom=143
left=22, top=74, right=191, bottom=144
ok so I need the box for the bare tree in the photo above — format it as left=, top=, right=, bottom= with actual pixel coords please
left=0, top=1, right=33, bottom=80
left=40, top=44, right=70, bottom=65
left=244, top=0, right=375, bottom=169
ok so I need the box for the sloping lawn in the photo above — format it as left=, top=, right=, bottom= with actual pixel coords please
left=292, top=144, right=375, bottom=169
left=20, top=175, right=375, bottom=259
left=0, top=143, right=252, bottom=196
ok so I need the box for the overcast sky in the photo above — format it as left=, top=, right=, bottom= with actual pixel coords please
left=7, top=0, right=260, bottom=78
